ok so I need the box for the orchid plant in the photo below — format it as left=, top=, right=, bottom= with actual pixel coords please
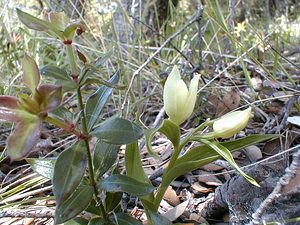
left=0, top=9, right=275, bottom=225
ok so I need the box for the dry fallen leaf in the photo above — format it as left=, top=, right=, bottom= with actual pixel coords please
left=196, top=170, right=223, bottom=186
left=216, top=89, right=241, bottom=117
left=192, top=182, right=213, bottom=194
left=163, top=200, right=189, bottom=221
left=163, top=186, right=181, bottom=206
left=244, top=145, right=262, bottom=162
left=201, top=163, right=224, bottom=171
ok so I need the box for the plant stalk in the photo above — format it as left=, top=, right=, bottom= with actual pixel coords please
left=66, top=44, right=78, bottom=76
left=65, top=42, right=108, bottom=221
left=154, top=119, right=213, bottom=209
left=44, top=116, right=85, bottom=139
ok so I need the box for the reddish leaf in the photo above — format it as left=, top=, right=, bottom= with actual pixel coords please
left=77, top=50, right=87, bottom=64
left=36, top=84, right=62, bottom=112
left=7, top=119, right=41, bottom=161
left=22, top=54, right=40, bottom=93
left=0, top=96, right=22, bottom=122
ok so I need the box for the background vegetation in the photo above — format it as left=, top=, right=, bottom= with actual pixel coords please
left=1, top=0, right=300, bottom=224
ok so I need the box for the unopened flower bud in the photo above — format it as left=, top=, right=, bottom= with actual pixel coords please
left=213, top=107, right=253, bottom=138
left=163, top=66, right=200, bottom=125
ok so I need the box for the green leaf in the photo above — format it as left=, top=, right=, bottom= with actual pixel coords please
left=40, top=65, right=70, bottom=81
left=100, top=175, right=155, bottom=196
left=161, top=156, right=220, bottom=198
left=22, top=54, right=40, bottom=93
left=125, top=142, right=149, bottom=183
left=161, top=135, right=277, bottom=196
left=149, top=211, right=172, bottom=225
left=200, top=139, right=259, bottom=186
left=78, top=50, right=114, bottom=85
left=55, top=185, right=93, bottom=224
left=7, top=119, right=41, bottom=161
left=178, top=135, right=276, bottom=163
left=92, top=117, right=144, bottom=145
left=40, top=65, right=76, bottom=92
left=104, top=167, right=123, bottom=212
left=145, top=119, right=180, bottom=159
left=26, top=158, right=55, bottom=179
left=17, top=9, right=51, bottom=31
left=49, top=12, right=69, bottom=31
left=105, top=191, right=122, bottom=213
left=50, top=106, right=74, bottom=122
left=88, top=218, right=105, bottom=225
left=85, top=199, right=103, bottom=216
left=53, top=142, right=87, bottom=206
left=93, top=141, right=120, bottom=178
left=64, top=217, right=89, bottom=225
left=91, top=215, right=141, bottom=225
left=85, top=71, right=119, bottom=130
left=125, top=142, right=155, bottom=210
left=64, top=22, right=86, bottom=39
left=109, top=212, right=142, bottom=225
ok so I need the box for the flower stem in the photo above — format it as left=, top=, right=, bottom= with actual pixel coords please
left=153, top=119, right=212, bottom=210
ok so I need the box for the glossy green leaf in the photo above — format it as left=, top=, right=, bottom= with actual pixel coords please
left=201, top=139, right=259, bottom=186
left=17, top=9, right=64, bottom=40
left=40, top=66, right=76, bottom=92
left=53, top=142, right=87, bottom=206
left=22, top=54, right=40, bottom=93
left=26, top=158, right=55, bottom=179
left=178, top=135, right=276, bottom=163
left=0, top=96, right=22, bottom=122
left=40, top=65, right=70, bottom=81
left=64, top=217, right=89, bottom=225
left=105, top=191, right=122, bottom=213
left=105, top=167, right=122, bottom=212
left=125, top=142, right=155, bottom=210
left=125, top=142, right=149, bottom=183
left=55, top=185, right=93, bottom=224
left=50, top=106, right=74, bottom=122
left=17, top=9, right=51, bottom=31
left=165, top=156, right=219, bottom=188
left=161, top=135, right=276, bottom=194
left=149, top=211, right=172, bottom=225
left=145, top=119, right=180, bottom=159
left=93, top=141, right=120, bottom=178
left=36, top=84, right=62, bottom=112
left=100, top=175, right=155, bottom=196
left=92, top=117, right=144, bottom=145
left=7, top=119, right=40, bottom=161
left=88, top=218, right=104, bottom=225
left=109, top=212, right=142, bottom=225
left=85, top=71, right=119, bottom=130
left=85, top=199, right=102, bottom=216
